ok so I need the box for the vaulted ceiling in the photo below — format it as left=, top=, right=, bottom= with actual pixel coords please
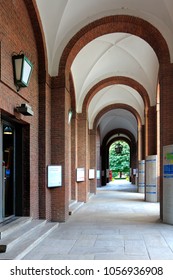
left=36, top=0, right=173, bottom=144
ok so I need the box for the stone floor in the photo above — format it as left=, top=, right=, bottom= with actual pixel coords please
left=23, top=180, right=173, bottom=260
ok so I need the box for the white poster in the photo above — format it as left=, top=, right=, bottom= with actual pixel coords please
left=145, top=155, right=157, bottom=202
left=97, top=170, right=101, bottom=179
left=138, top=160, right=145, bottom=193
left=89, top=169, right=95, bottom=179
left=76, top=168, right=85, bottom=182
left=48, top=165, right=62, bottom=187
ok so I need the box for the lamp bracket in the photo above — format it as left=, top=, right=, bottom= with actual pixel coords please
left=16, top=103, right=34, bottom=116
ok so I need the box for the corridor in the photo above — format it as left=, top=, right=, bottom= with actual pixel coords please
left=23, top=181, right=173, bottom=260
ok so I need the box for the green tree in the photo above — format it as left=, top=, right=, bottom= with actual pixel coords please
left=109, top=141, right=130, bottom=178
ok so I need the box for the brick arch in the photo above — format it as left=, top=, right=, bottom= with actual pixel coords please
left=25, top=0, right=48, bottom=78
left=107, top=136, right=131, bottom=150
left=106, top=136, right=135, bottom=169
left=103, top=128, right=136, bottom=148
left=101, top=128, right=137, bottom=185
left=93, top=104, right=142, bottom=130
left=82, top=76, right=150, bottom=113
left=58, top=15, right=170, bottom=88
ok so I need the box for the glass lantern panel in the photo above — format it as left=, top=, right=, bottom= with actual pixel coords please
left=14, top=58, right=22, bottom=81
left=22, top=59, right=32, bottom=85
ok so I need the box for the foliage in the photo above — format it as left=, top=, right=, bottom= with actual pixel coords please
left=109, top=141, right=130, bottom=178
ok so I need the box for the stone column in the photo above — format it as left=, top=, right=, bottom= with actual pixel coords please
left=146, top=155, right=158, bottom=202
left=138, top=160, right=145, bottom=193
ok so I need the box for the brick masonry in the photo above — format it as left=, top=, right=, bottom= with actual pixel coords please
left=1, top=0, right=173, bottom=222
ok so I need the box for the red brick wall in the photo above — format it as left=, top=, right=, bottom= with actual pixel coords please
left=39, top=77, right=52, bottom=220
left=1, top=1, right=172, bottom=223
left=0, top=0, right=39, bottom=218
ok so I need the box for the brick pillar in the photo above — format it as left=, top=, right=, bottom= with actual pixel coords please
left=51, top=85, right=71, bottom=222
left=89, top=129, right=97, bottom=194
left=77, top=113, right=89, bottom=202
left=38, top=76, right=52, bottom=220
left=145, top=108, right=149, bottom=157
left=141, top=125, right=145, bottom=160
left=138, top=124, right=142, bottom=161
left=96, top=128, right=101, bottom=187
left=130, top=141, right=137, bottom=185
left=159, top=62, right=173, bottom=219
left=147, top=106, right=157, bottom=156
left=71, top=112, right=77, bottom=200
left=101, top=145, right=108, bottom=186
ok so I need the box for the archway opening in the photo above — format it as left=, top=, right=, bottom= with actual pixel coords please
left=109, top=140, right=130, bottom=181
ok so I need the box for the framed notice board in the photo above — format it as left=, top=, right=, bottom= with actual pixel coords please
left=76, top=168, right=85, bottom=182
left=48, top=165, right=62, bottom=187
left=89, top=169, right=95, bottom=179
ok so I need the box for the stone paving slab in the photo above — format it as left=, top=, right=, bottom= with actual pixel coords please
left=143, top=233, right=169, bottom=247
left=68, top=245, right=124, bottom=256
left=23, top=182, right=173, bottom=260
left=94, top=254, right=150, bottom=260
left=147, top=247, right=173, bottom=260
left=41, top=254, right=95, bottom=260
left=124, top=240, right=148, bottom=256
left=94, top=239, right=124, bottom=248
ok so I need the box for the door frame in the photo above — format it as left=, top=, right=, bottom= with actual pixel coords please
left=1, top=120, right=16, bottom=220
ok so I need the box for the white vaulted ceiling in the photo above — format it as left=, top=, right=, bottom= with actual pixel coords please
left=71, top=33, right=158, bottom=130
left=35, top=0, right=173, bottom=144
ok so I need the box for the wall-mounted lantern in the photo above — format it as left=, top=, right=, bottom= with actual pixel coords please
left=16, top=103, right=34, bottom=116
left=115, top=142, right=123, bottom=154
left=68, top=109, right=73, bottom=124
left=12, top=53, right=33, bottom=91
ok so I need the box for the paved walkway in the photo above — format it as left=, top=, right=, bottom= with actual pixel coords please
left=23, top=181, right=173, bottom=260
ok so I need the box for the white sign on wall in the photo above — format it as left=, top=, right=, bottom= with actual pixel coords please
left=48, top=165, right=62, bottom=187
left=97, top=170, right=101, bottom=179
left=76, top=168, right=85, bottom=182
left=89, top=169, right=95, bottom=179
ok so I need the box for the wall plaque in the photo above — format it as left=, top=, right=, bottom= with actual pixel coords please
left=76, top=168, right=85, bottom=182
left=48, top=165, right=62, bottom=187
